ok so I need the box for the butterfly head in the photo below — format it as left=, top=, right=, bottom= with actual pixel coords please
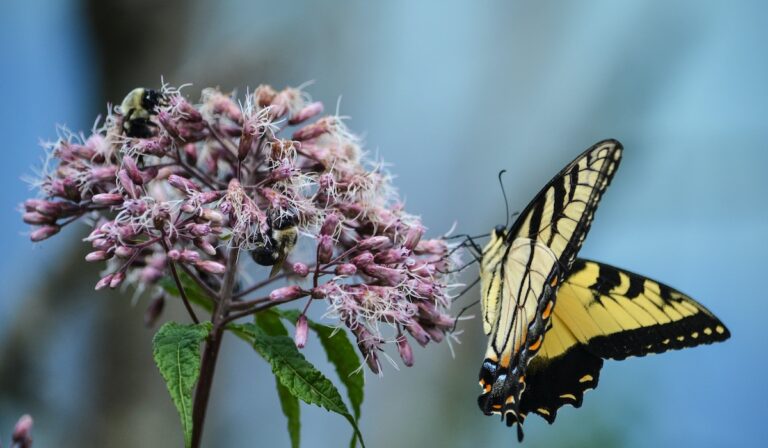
left=494, top=225, right=507, bottom=238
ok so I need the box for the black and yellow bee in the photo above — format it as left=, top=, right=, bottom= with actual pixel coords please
left=119, top=87, right=165, bottom=138
left=476, top=140, right=730, bottom=441
left=251, top=210, right=298, bottom=277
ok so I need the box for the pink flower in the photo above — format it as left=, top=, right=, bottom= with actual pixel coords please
left=21, top=81, right=465, bottom=373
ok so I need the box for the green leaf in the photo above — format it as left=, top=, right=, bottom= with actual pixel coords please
left=256, top=310, right=289, bottom=337
left=275, top=368, right=302, bottom=448
left=246, top=323, right=365, bottom=447
left=160, top=272, right=215, bottom=313
left=152, top=321, right=212, bottom=448
left=253, top=311, right=301, bottom=448
left=280, top=310, right=364, bottom=420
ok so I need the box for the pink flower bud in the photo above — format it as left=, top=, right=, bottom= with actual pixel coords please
left=49, top=177, right=80, bottom=201
left=188, top=223, right=211, bottom=237
left=424, top=325, right=444, bottom=343
left=194, top=238, right=217, bottom=256
left=180, top=250, right=201, bottom=263
left=317, top=235, right=334, bottom=264
left=374, top=248, right=409, bottom=265
left=403, top=225, right=425, bottom=250
left=12, top=414, right=33, bottom=448
left=365, top=353, right=381, bottom=374
left=134, top=137, right=169, bottom=156
left=123, top=199, right=147, bottom=215
left=197, top=191, right=224, bottom=205
left=408, top=279, right=436, bottom=298
left=89, top=166, right=117, bottom=182
left=122, top=156, right=144, bottom=185
left=85, top=250, right=110, bottom=262
left=406, top=259, right=436, bottom=276
left=320, top=213, right=339, bottom=236
left=175, top=98, right=203, bottom=121
left=406, top=322, right=430, bottom=346
left=109, top=271, right=125, bottom=288
left=114, top=246, right=135, bottom=258
left=291, top=262, right=310, bottom=277
left=32, top=200, right=62, bottom=216
left=157, top=111, right=180, bottom=138
left=397, top=335, right=414, bottom=367
left=117, top=169, right=139, bottom=198
left=23, top=212, right=54, bottom=225
left=201, top=209, right=224, bottom=224
left=415, top=239, right=447, bottom=255
left=195, top=260, right=226, bottom=274
left=294, top=315, right=309, bottom=348
left=141, top=166, right=159, bottom=183
left=289, top=101, right=324, bottom=125
left=292, top=117, right=330, bottom=141
left=362, top=264, right=404, bottom=286
left=252, top=84, right=276, bottom=107
left=167, top=249, right=181, bottom=260
left=24, top=199, right=45, bottom=212
left=357, top=236, right=391, bottom=251
left=168, top=174, right=200, bottom=193
left=144, top=294, right=165, bottom=328
left=95, top=273, right=114, bottom=290
left=334, top=263, right=357, bottom=276
left=238, top=131, right=254, bottom=161
left=269, top=285, right=304, bottom=301
left=92, top=238, right=112, bottom=250
left=270, top=160, right=294, bottom=181
left=92, top=193, right=124, bottom=206
left=351, top=252, right=374, bottom=268
left=30, top=225, right=60, bottom=242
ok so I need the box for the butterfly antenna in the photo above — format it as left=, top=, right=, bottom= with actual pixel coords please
left=498, top=170, right=510, bottom=228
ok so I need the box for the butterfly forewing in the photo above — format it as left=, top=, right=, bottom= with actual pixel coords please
left=510, top=140, right=622, bottom=270
left=478, top=140, right=623, bottom=437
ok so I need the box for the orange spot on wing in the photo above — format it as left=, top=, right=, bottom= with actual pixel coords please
left=542, top=301, right=554, bottom=319
left=528, top=336, right=542, bottom=352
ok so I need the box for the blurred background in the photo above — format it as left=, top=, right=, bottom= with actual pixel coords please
left=1, top=0, right=766, bottom=446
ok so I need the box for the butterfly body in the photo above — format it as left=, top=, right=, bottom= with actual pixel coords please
left=476, top=140, right=729, bottom=440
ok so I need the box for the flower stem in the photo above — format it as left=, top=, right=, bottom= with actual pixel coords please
left=191, top=246, right=240, bottom=448
left=161, top=239, right=200, bottom=324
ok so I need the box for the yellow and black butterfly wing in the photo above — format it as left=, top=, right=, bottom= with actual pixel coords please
left=519, top=259, right=731, bottom=423
left=478, top=140, right=623, bottom=436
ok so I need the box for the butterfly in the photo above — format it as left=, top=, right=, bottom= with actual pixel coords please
left=476, top=139, right=730, bottom=441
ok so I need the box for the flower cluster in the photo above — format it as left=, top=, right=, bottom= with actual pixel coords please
left=22, top=82, right=464, bottom=372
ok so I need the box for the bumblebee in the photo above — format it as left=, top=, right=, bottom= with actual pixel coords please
left=251, top=211, right=298, bottom=277
left=119, top=87, right=164, bottom=138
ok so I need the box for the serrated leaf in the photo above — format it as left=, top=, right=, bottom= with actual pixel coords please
left=160, top=273, right=214, bottom=313
left=152, top=322, right=212, bottom=448
left=253, top=312, right=301, bottom=448
left=275, top=368, right=301, bottom=448
left=246, top=324, right=365, bottom=447
left=280, top=310, right=364, bottom=420
left=256, top=310, right=289, bottom=337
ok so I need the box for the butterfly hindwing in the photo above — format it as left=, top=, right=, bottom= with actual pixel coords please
left=478, top=140, right=623, bottom=436
left=517, top=259, right=730, bottom=424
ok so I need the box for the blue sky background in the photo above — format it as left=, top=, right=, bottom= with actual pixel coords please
left=1, top=1, right=766, bottom=447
